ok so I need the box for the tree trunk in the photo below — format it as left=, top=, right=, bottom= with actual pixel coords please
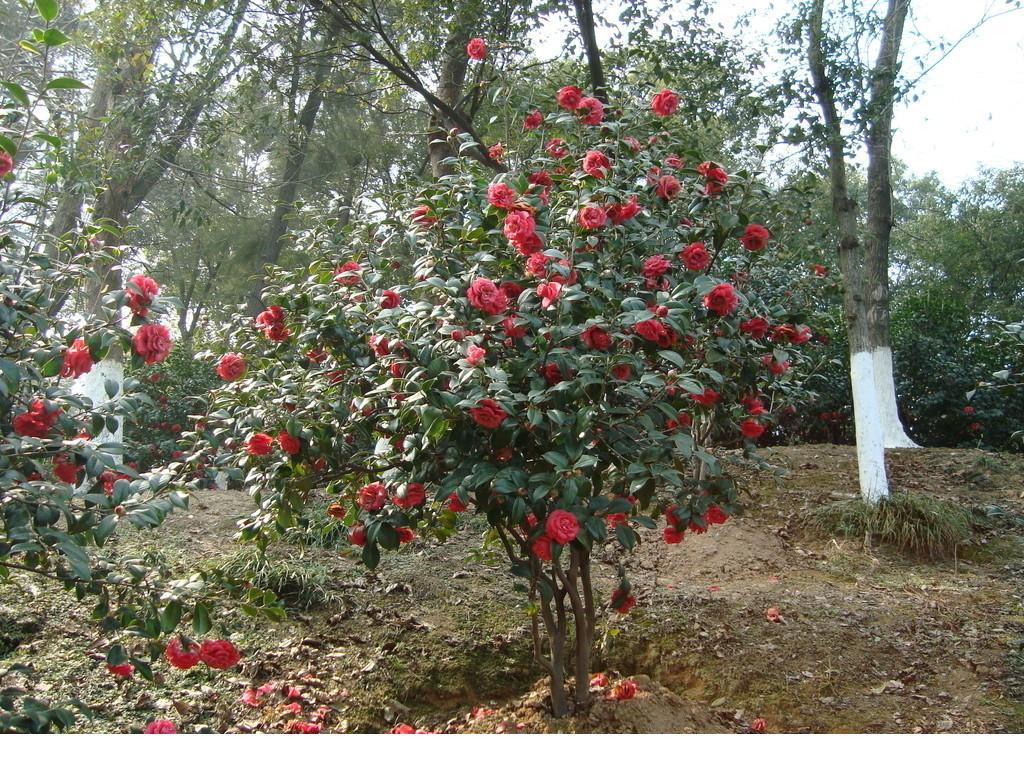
left=571, top=0, right=608, bottom=102
left=864, top=0, right=916, bottom=448
left=428, top=27, right=470, bottom=178
left=808, top=0, right=889, bottom=502
left=248, top=27, right=336, bottom=311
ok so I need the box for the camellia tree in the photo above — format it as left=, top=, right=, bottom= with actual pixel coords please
left=198, top=80, right=815, bottom=716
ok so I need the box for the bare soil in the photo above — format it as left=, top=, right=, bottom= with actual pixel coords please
left=2, top=445, right=1023, bottom=733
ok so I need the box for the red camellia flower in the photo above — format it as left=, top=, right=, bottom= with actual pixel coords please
left=611, top=364, right=632, bottom=380
left=740, top=419, right=765, bottom=440
left=502, top=315, right=528, bottom=339
left=380, top=290, right=401, bottom=309
left=13, top=399, right=60, bottom=438
left=577, top=205, right=607, bottom=229
left=61, top=338, right=94, bottom=378
left=334, top=260, right=362, bottom=286
left=697, top=161, right=729, bottom=194
left=545, top=138, right=569, bottom=158
left=655, top=174, right=681, bottom=200
left=143, top=720, right=178, bottom=734
left=446, top=493, right=468, bottom=512
left=357, top=481, right=387, bottom=510
left=0, top=151, right=14, bottom=176
left=246, top=432, right=275, bottom=456
left=739, top=223, right=771, bottom=252
left=126, top=274, right=160, bottom=317
left=410, top=204, right=436, bottom=226
left=501, top=281, right=524, bottom=300
left=582, top=150, right=611, bottom=178
left=691, top=388, right=720, bottom=407
left=255, top=305, right=290, bottom=342
left=762, top=355, right=791, bottom=375
left=545, top=509, right=579, bottom=545
left=198, top=639, right=241, bottom=670
left=607, top=195, right=641, bottom=224
left=392, top=482, right=426, bottom=508
left=465, top=344, right=487, bottom=365
left=133, top=323, right=173, bottom=364
left=531, top=534, right=554, bottom=561
left=349, top=523, right=367, bottom=546
left=470, top=398, right=507, bottom=429
left=739, top=316, right=770, bottom=338
left=542, top=362, right=563, bottom=385
left=590, top=672, right=610, bottom=688
left=278, top=431, right=302, bottom=455
left=634, top=318, right=670, bottom=345
left=581, top=325, right=612, bottom=350
left=765, top=607, right=782, bottom=623
left=165, top=637, right=202, bottom=670
left=488, top=142, right=504, bottom=161
left=216, top=352, right=247, bottom=381
left=663, top=526, right=684, bottom=544
left=642, top=254, right=672, bottom=281
left=107, top=662, right=134, bottom=678
left=705, top=505, right=729, bottom=525
left=523, top=109, right=544, bottom=130
left=679, top=242, right=711, bottom=271
left=503, top=209, right=537, bottom=246
left=962, top=405, right=975, bottom=415
left=466, top=37, right=488, bottom=60
left=536, top=281, right=562, bottom=309
left=651, top=88, right=680, bottom=116
left=609, top=588, right=636, bottom=614
left=556, top=85, right=583, bottom=110
left=525, top=252, right=550, bottom=278
left=396, top=526, right=416, bottom=544
left=703, top=283, right=740, bottom=316
left=487, top=182, right=518, bottom=209
left=812, top=263, right=828, bottom=277
left=466, top=277, right=508, bottom=315
left=577, top=96, right=604, bottom=125
left=751, top=718, right=768, bottom=733
left=53, top=454, right=79, bottom=484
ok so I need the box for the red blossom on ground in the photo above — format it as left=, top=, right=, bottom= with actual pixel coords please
left=165, top=637, right=201, bottom=670
left=143, top=720, right=178, bottom=734
left=199, top=639, right=241, bottom=669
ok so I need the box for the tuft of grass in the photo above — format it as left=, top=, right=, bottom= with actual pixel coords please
left=283, top=504, right=349, bottom=549
left=214, top=549, right=337, bottom=608
left=808, top=493, right=973, bottom=560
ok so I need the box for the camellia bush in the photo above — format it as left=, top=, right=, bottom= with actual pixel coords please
left=1, top=2, right=252, bottom=733
left=199, top=83, right=814, bottom=716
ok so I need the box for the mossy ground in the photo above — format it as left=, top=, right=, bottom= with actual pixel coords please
left=1, top=445, right=1023, bottom=733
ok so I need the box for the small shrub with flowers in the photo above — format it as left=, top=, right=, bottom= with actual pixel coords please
left=130, top=345, right=220, bottom=479
left=198, top=83, right=814, bottom=716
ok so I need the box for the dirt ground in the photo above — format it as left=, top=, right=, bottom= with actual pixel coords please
left=2, top=445, right=1023, bottom=733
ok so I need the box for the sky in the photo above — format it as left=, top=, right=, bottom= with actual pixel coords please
left=537, top=0, right=1024, bottom=189
left=717, top=0, right=1024, bottom=188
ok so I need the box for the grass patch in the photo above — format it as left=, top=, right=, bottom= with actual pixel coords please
left=808, top=493, right=973, bottom=560
left=283, top=504, right=349, bottom=549
left=213, top=549, right=337, bottom=608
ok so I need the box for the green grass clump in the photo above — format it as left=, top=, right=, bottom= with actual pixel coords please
left=808, top=493, right=973, bottom=560
left=214, top=549, right=336, bottom=608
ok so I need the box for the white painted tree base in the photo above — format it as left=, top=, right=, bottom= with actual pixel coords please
left=72, top=357, right=124, bottom=456
left=871, top=346, right=920, bottom=449
left=850, top=350, right=890, bottom=503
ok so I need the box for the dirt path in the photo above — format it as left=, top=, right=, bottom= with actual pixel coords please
left=2, top=445, right=1022, bottom=733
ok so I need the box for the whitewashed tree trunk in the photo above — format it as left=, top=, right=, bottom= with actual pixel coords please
left=872, top=345, right=920, bottom=448
left=850, top=351, right=889, bottom=502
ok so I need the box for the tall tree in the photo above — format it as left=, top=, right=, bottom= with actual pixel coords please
left=804, top=0, right=911, bottom=500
